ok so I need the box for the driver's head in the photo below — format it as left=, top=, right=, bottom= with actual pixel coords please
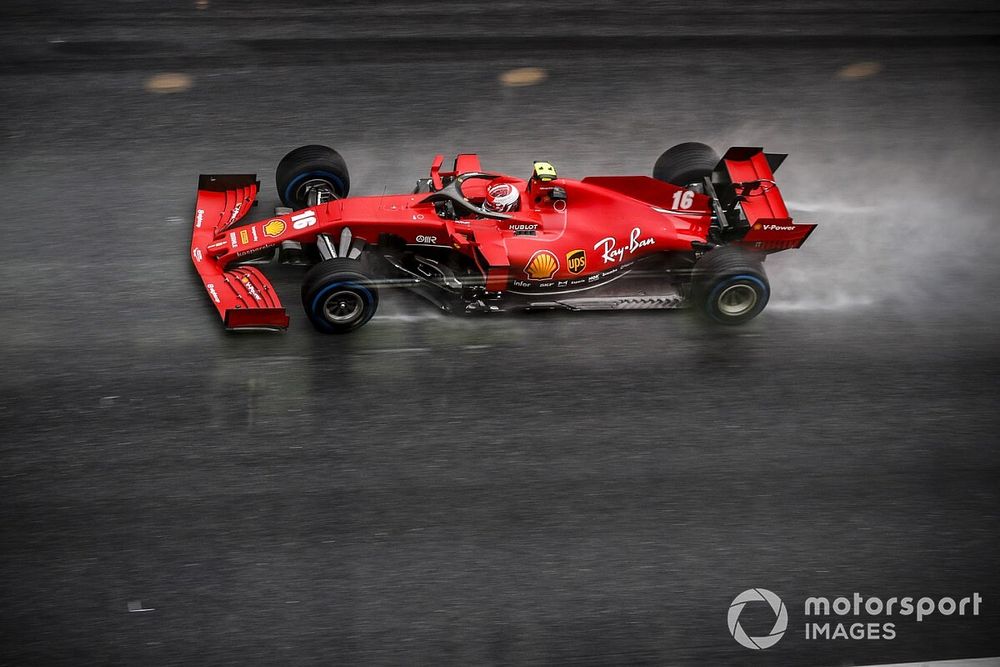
left=483, top=178, right=521, bottom=213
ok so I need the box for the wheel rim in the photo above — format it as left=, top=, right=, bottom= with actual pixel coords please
left=322, top=290, right=364, bottom=323
left=295, top=178, right=338, bottom=204
left=717, top=283, right=758, bottom=317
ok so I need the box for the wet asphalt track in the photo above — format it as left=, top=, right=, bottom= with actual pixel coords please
left=2, top=2, right=1000, bottom=665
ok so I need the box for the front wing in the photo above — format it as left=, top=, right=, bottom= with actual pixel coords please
left=191, top=174, right=289, bottom=331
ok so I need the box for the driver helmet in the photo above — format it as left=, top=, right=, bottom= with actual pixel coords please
left=483, top=178, right=521, bottom=213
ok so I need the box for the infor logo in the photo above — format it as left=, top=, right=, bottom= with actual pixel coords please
left=728, top=588, right=788, bottom=650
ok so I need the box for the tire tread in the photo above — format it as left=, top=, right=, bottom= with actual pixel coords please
left=653, top=142, right=720, bottom=186
left=276, top=145, right=350, bottom=208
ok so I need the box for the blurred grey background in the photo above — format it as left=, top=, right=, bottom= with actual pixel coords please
left=1, top=1, right=999, bottom=665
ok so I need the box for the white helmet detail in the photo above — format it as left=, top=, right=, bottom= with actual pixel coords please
left=484, top=181, right=520, bottom=213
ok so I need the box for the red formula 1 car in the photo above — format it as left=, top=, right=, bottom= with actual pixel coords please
left=191, top=142, right=815, bottom=333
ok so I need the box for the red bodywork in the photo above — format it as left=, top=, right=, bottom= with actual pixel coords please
left=192, top=149, right=815, bottom=330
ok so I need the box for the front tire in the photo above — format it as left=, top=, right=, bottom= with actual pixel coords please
left=301, top=259, right=378, bottom=333
left=276, top=144, right=350, bottom=209
left=691, top=246, right=769, bottom=325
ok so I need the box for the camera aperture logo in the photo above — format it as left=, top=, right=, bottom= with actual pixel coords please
left=728, top=588, right=788, bottom=650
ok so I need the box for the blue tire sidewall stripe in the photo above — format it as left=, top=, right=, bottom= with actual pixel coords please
left=284, top=170, right=347, bottom=204
left=706, top=274, right=769, bottom=319
left=310, top=281, right=375, bottom=330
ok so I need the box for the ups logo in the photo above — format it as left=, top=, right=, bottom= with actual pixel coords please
left=566, top=249, right=587, bottom=275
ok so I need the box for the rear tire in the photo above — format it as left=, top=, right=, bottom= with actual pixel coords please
left=301, top=258, right=378, bottom=333
left=653, top=142, right=720, bottom=187
left=691, top=246, right=769, bottom=325
left=276, top=145, right=350, bottom=209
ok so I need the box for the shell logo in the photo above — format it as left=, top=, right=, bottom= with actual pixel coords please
left=263, top=219, right=287, bottom=238
left=524, top=250, right=559, bottom=280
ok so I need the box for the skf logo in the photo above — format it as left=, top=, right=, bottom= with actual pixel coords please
left=566, top=249, right=586, bottom=275
left=263, top=219, right=286, bottom=237
left=524, top=250, right=559, bottom=281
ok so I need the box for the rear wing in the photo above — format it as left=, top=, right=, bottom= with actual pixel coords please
left=191, top=174, right=289, bottom=331
left=716, top=147, right=816, bottom=252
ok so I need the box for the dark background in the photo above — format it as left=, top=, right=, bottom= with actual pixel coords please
left=2, top=1, right=999, bottom=664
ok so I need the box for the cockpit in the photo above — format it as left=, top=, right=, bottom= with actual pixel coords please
left=414, top=154, right=566, bottom=226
